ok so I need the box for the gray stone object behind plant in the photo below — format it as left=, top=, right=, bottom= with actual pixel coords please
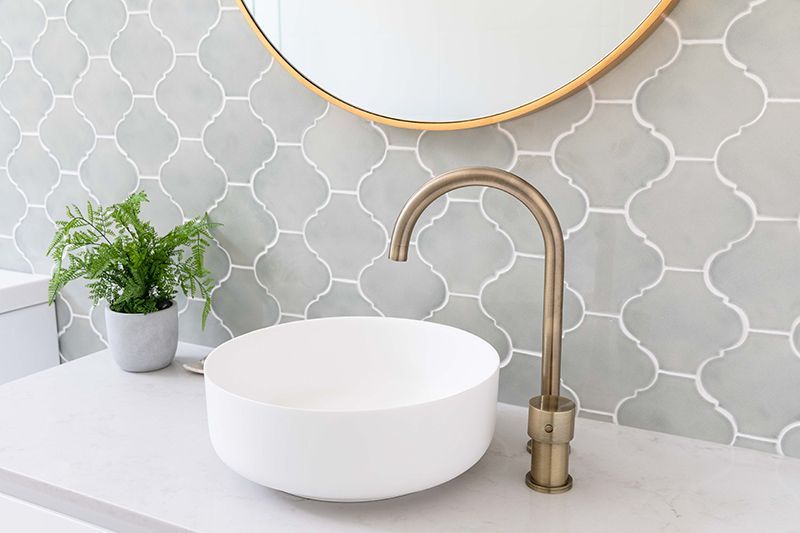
left=46, top=191, right=219, bottom=372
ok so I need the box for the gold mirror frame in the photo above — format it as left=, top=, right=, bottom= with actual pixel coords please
left=236, top=0, right=678, bottom=131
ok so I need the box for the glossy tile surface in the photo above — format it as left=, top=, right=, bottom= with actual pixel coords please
left=0, top=0, right=797, bottom=456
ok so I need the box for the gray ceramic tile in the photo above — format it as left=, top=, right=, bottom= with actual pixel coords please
left=160, top=140, right=226, bottom=219
left=0, top=237, right=30, bottom=271
left=39, top=99, right=94, bottom=171
left=307, top=281, right=378, bottom=319
left=31, top=20, right=88, bottom=96
left=14, top=206, right=54, bottom=274
left=376, top=125, right=422, bottom=148
left=0, top=107, right=20, bottom=164
left=0, top=60, right=53, bottom=133
left=718, top=103, right=800, bottom=218
left=428, top=295, right=509, bottom=362
left=417, top=202, right=513, bottom=295
left=502, top=89, right=591, bottom=152
left=303, top=106, right=385, bottom=190
left=579, top=411, right=614, bottom=423
left=0, top=40, right=10, bottom=80
left=38, top=0, right=68, bottom=17
left=794, top=324, right=800, bottom=360
left=110, top=14, right=173, bottom=94
left=122, top=0, right=148, bottom=11
left=483, top=255, right=583, bottom=354
left=637, top=44, right=763, bottom=158
left=209, top=186, right=276, bottom=266
left=618, top=374, right=734, bottom=444
left=0, top=0, right=797, bottom=454
left=59, top=316, right=105, bottom=361
left=0, top=169, right=24, bottom=235
left=703, top=332, right=800, bottom=438
left=710, top=221, right=800, bottom=331
left=156, top=56, right=222, bottom=139
left=781, top=426, right=800, bottom=459
left=418, top=126, right=514, bottom=199
left=203, top=99, right=274, bottom=183
left=8, top=137, right=59, bottom=204
left=566, top=213, right=662, bottom=314
left=418, top=125, right=515, bottom=176
left=305, top=193, right=385, bottom=280
left=734, top=435, right=778, bottom=455
left=117, top=98, right=178, bottom=176
left=499, top=352, right=578, bottom=407
left=58, top=276, right=91, bottom=317
left=483, top=155, right=587, bottom=255
left=562, top=314, right=655, bottom=413
left=89, top=300, right=107, bottom=342
left=497, top=352, right=542, bottom=407
left=671, top=0, right=750, bottom=39
left=55, top=294, right=70, bottom=332
left=211, top=267, right=279, bottom=336
left=179, top=299, right=232, bottom=348
left=79, top=138, right=138, bottom=205
left=623, top=270, right=743, bottom=374
left=0, top=0, right=46, bottom=56
left=137, top=180, right=182, bottom=236
left=198, top=10, right=269, bottom=97
left=44, top=174, right=92, bottom=229
left=360, top=244, right=446, bottom=320
left=727, top=0, right=800, bottom=99
left=175, top=293, right=188, bottom=316
left=254, top=233, right=329, bottom=316
left=629, top=161, right=753, bottom=268
left=252, top=146, right=328, bottom=232
left=150, top=0, right=219, bottom=54
left=555, top=103, right=669, bottom=207
left=250, top=63, right=327, bottom=143
left=65, top=0, right=127, bottom=56
left=202, top=238, right=231, bottom=291
left=359, top=150, right=442, bottom=238
left=73, top=59, right=133, bottom=136
left=591, top=22, right=679, bottom=101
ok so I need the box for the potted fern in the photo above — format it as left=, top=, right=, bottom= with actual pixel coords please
left=47, top=192, right=217, bottom=372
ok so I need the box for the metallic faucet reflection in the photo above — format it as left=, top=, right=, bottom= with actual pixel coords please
left=388, top=166, right=575, bottom=494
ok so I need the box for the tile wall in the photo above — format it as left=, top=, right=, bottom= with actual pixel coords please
left=1, top=0, right=799, bottom=456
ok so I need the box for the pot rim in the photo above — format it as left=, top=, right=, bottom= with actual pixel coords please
left=104, top=299, right=177, bottom=317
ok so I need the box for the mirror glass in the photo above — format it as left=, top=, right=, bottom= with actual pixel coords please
left=240, top=0, right=673, bottom=127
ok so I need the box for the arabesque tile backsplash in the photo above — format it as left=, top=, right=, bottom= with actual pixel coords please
left=1, top=0, right=799, bottom=457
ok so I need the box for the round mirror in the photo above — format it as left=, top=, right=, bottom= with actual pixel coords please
left=238, top=0, right=676, bottom=130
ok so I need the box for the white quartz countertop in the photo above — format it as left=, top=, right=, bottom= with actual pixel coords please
left=0, top=344, right=799, bottom=532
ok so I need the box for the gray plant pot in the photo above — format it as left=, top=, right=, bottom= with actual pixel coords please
left=105, top=301, right=178, bottom=372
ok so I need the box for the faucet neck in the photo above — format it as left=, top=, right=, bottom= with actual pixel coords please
left=388, top=167, right=565, bottom=397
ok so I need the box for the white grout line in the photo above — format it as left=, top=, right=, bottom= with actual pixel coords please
left=1, top=0, right=794, bottom=454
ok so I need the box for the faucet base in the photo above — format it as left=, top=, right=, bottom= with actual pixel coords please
left=527, top=395, right=576, bottom=494
left=526, top=472, right=573, bottom=494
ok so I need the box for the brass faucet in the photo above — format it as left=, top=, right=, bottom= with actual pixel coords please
left=388, top=166, right=576, bottom=494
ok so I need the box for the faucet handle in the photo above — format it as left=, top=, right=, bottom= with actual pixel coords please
left=526, top=395, right=576, bottom=494
left=528, top=395, right=575, bottom=444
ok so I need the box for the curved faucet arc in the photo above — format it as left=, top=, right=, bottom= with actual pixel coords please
left=388, top=166, right=576, bottom=494
left=388, top=166, right=565, bottom=397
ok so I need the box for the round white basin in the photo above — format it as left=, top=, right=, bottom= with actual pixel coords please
left=204, top=317, right=499, bottom=502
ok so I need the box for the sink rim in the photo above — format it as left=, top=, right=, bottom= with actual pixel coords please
left=203, top=316, right=500, bottom=415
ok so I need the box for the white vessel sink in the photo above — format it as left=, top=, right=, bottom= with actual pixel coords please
left=204, top=317, right=499, bottom=502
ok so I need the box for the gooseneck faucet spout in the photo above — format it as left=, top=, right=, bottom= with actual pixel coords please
left=388, top=166, right=576, bottom=494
